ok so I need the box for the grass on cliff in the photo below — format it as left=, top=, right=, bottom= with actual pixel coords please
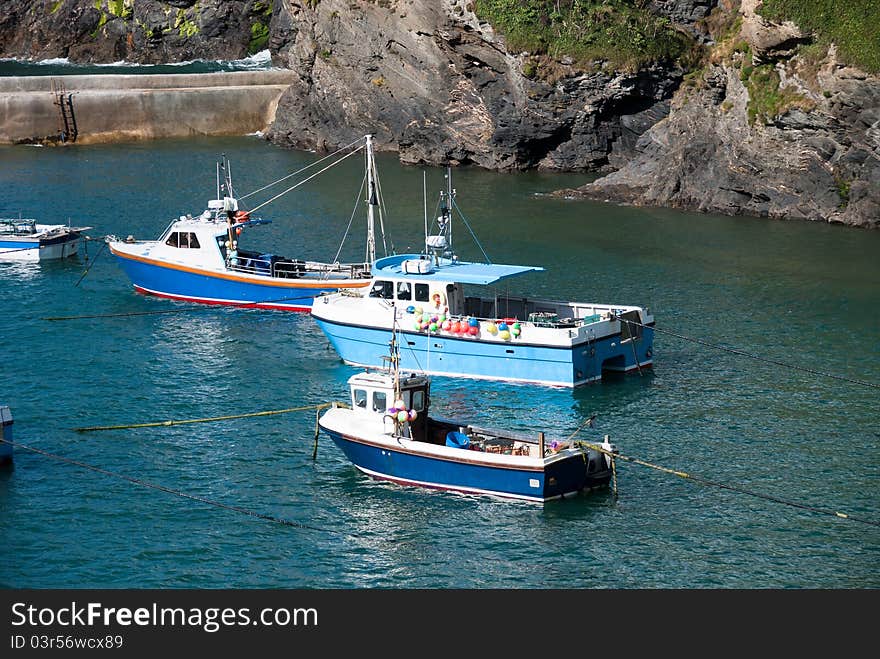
left=473, top=0, right=693, bottom=70
left=741, top=58, right=815, bottom=124
left=760, top=0, right=880, bottom=73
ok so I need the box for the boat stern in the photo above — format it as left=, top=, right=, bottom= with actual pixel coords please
left=0, top=405, right=13, bottom=465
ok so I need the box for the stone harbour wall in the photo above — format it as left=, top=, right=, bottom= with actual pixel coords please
left=0, top=71, right=296, bottom=145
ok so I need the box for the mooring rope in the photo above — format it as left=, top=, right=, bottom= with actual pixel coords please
left=0, top=438, right=338, bottom=533
left=75, top=402, right=337, bottom=432
left=572, top=438, right=880, bottom=527
left=619, top=317, right=880, bottom=390
left=74, top=239, right=107, bottom=287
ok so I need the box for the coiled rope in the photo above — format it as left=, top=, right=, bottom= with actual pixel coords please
left=620, top=317, right=880, bottom=390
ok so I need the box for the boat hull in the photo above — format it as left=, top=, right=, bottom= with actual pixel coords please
left=0, top=233, right=81, bottom=262
left=109, top=248, right=367, bottom=311
left=320, top=426, right=611, bottom=502
left=0, top=405, right=13, bottom=465
left=312, top=315, right=653, bottom=387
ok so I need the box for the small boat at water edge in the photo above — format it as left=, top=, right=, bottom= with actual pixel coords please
left=0, top=218, right=91, bottom=262
left=318, top=336, right=617, bottom=503
left=0, top=405, right=13, bottom=465
left=311, top=170, right=654, bottom=387
left=106, top=135, right=388, bottom=311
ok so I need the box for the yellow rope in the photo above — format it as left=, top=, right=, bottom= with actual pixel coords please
left=75, top=402, right=337, bottom=432
left=569, top=437, right=878, bottom=526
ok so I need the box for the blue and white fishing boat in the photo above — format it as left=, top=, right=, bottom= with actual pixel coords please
left=311, top=172, right=654, bottom=387
left=0, top=405, right=13, bottom=465
left=107, top=136, right=388, bottom=311
left=318, top=335, right=617, bottom=502
left=0, top=218, right=91, bottom=262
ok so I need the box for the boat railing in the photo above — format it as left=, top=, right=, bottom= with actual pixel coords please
left=0, top=219, right=38, bottom=235
left=301, top=260, right=372, bottom=279
left=228, top=255, right=372, bottom=280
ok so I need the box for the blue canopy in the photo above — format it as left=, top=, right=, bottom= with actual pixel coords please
left=372, top=254, right=543, bottom=286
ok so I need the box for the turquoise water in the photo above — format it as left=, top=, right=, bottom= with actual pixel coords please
left=0, top=136, right=877, bottom=588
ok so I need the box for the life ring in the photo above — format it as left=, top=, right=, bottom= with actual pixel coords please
left=233, top=210, right=250, bottom=223
left=431, top=290, right=446, bottom=309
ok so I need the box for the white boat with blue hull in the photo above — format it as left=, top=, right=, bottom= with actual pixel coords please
left=318, top=345, right=616, bottom=502
left=0, top=218, right=91, bottom=262
left=311, top=172, right=654, bottom=387
left=107, top=135, right=388, bottom=311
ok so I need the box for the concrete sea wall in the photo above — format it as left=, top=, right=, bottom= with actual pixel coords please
left=0, top=70, right=296, bottom=145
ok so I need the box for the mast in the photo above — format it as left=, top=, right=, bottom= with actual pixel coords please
left=446, top=165, right=454, bottom=252
left=365, top=135, right=377, bottom=266
left=423, top=171, right=428, bottom=255
left=427, top=166, right=455, bottom=264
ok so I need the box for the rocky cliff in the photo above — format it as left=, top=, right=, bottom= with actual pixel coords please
left=0, top=1, right=692, bottom=172
left=561, top=0, right=880, bottom=228
left=1, top=1, right=876, bottom=228
left=265, top=0, right=690, bottom=172
left=0, top=0, right=265, bottom=63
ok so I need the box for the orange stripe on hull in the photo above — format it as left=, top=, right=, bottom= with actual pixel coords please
left=109, top=246, right=371, bottom=290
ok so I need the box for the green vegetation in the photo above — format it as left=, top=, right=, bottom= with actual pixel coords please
left=107, top=1, right=133, bottom=20
left=175, top=9, right=199, bottom=37
left=253, top=1, right=273, bottom=15
left=473, top=0, right=693, bottom=70
left=740, top=54, right=814, bottom=124
left=91, top=10, right=108, bottom=38
left=835, top=176, right=851, bottom=208
left=50, top=1, right=64, bottom=14
left=249, top=21, right=270, bottom=54
left=760, top=0, right=880, bottom=73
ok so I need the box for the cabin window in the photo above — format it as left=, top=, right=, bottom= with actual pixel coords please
left=411, top=390, right=425, bottom=412
left=353, top=389, right=367, bottom=408
left=372, top=391, right=387, bottom=413
left=396, top=282, right=412, bottom=301
left=369, top=280, right=394, bottom=299
left=414, top=283, right=430, bottom=302
left=165, top=232, right=200, bottom=248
